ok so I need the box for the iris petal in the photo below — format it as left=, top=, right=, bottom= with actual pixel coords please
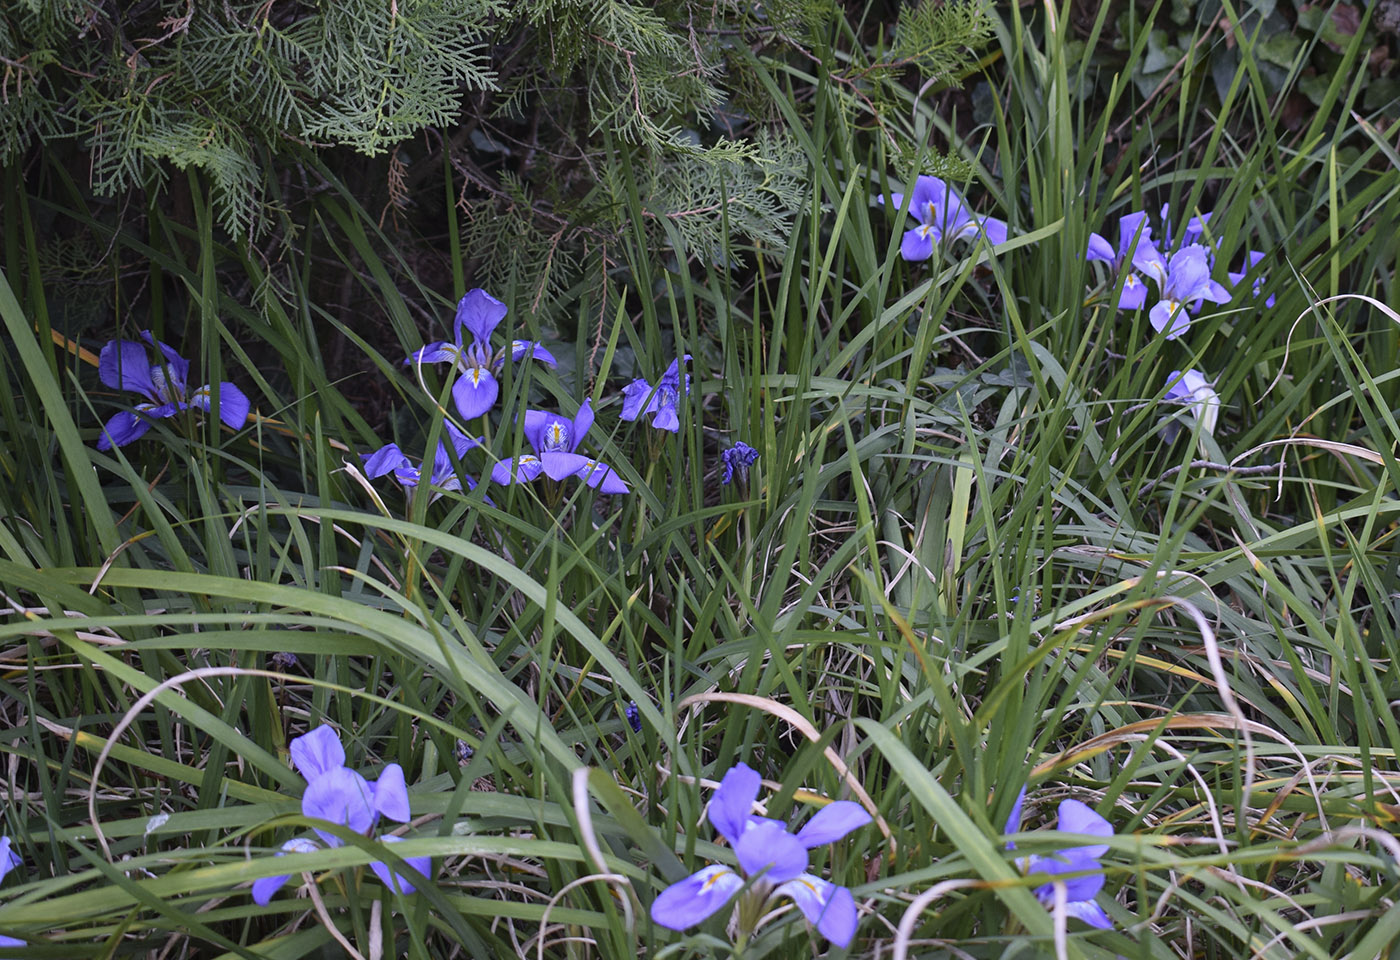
left=776, top=873, right=859, bottom=948
left=96, top=411, right=154, bottom=450
left=900, top=227, right=935, bottom=262
left=455, top=289, right=509, bottom=345
left=368, top=835, right=432, bottom=895
left=709, top=763, right=762, bottom=845
left=650, top=865, right=743, bottom=931
left=98, top=340, right=159, bottom=398
left=290, top=725, right=345, bottom=783
left=405, top=341, right=460, bottom=365
left=302, top=767, right=376, bottom=846
left=451, top=369, right=499, bottom=420
left=733, top=820, right=807, bottom=883
left=793, top=801, right=871, bottom=848
left=373, top=764, right=411, bottom=823
left=1056, top=799, right=1112, bottom=859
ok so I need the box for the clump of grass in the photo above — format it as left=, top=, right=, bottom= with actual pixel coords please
left=2, top=3, right=1399, bottom=958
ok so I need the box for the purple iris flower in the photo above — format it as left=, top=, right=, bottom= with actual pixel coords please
left=1228, top=251, right=1275, bottom=308
left=490, top=398, right=629, bottom=493
left=1147, top=245, right=1232, bottom=339
left=719, top=442, right=759, bottom=485
left=620, top=356, right=690, bottom=432
left=888, top=176, right=1009, bottom=261
left=404, top=288, right=556, bottom=421
left=1161, top=369, right=1221, bottom=441
left=1005, top=788, right=1114, bottom=929
left=0, top=836, right=23, bottom=950
left=1085, top=212, right=1168, bottom=311
left=96, top=332, right=250, bottom=450
left=363, top=421, right=481, bottom=495
left=651, top=762, right=870, bottom=948
left=1160, top=203, right=1213, bottom=251
left=252, top=725, right=431, bottom=905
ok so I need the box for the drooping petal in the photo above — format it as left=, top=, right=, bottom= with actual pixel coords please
left=1028, top=850, right=1106, bottom=904
left=508, top=340, right=557, bottom=366
left=620, top=379, right=660, bottom=421
left=450, top=368, right=499, bottom=420
left=1055, top=799, right=1113, bottom=859
left=1064, top=898, right=1114, bottom=929
left=455, top=288, right=509, bottom=346
left=900, top=227, right=935, bottom=262
left=443, top=422, right=481, bottom=459
left=0, top=837, right=19, bottom=884
left=140, top=332, right=192, bottom=395
left=302, top=767, right=376, bottom=845
left=252, top=837, right=318, bottom=905
left=733, top=819, right=808, bottom=883
left=368, top=835, right=432, bottom=895
left=99, top=340, right=159, bottom=398
left=1086, top=232, right=1116, bottom=262
left=1116, top=273, right=1149, bottom=311
left=775, top=873, right=859, bottom=948
left=187, top=382, right=250, bottom=431
left=96, top=411, right=154, bottom=450
left=1201, top=279, right=1232, bottom=304
left=709, top=764, right=762, bottom=845
left=651, top=403, right=681, bottom=432
left=793, top=801, right=871, bottom=848
left=980, top=217, right=1009, bottom=245
left=289, top=725, right=345, bottom=783
left=362, top=444, right=411, bottom=479
left=372, top=764, right=411, bottom=823
left=0, top=935, right=25, bottom=948
left=489, top=454, right=545, bottom=486
left=650, top=865, right=744, bottom=931
left=577, top=458, right=630, bottom=494
left=1149, top=300, right=1190, bottom=340
left=537, top=451, right=592, bottom=482
left=405, top=341, right=461, bottom=366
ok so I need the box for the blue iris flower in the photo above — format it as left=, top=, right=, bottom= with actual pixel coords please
left=96, top=332, right=250, bottom=450
left=363, top=421, right=481, bottom=495
left=620, top=355, right=690, bottom=432
left=887, top=176, right=1008, bottom=261
left=719, top=442, right=759, bottom=485
left=1085, top=211, right=1168, bottom=311
left=405, top=288, right=557, bottom=421
left=1147, top=245, right=1232, bottom=339
left=1228, top=251, right=1275, bottom=308
left=490, top=398, right=629, bottom=493
left=253, top=725, right=431, bottom=905
left=651, top=762, right=870, bottom=948
left=1005, top=788, right=1115, bottom=929
left=0, top=836, right=24, bottom=950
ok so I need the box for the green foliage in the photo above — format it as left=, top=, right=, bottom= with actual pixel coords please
left=7, top=0, right=1400, bottom=957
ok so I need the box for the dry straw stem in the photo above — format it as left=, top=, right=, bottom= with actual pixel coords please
left=673, top=691, right=893, bottom=844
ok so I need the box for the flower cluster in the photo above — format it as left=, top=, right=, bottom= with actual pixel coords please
left=889, top=176, right=1008, bottom=261
left=254, top=724, right=430, bottom=904
left=1005, top=788, right=1116, bottom=929
left=651, top=762, right=870, bottom=948
left=357, top=290, right=700, bottom=500
left=95, top=332, right=250, bottom=450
